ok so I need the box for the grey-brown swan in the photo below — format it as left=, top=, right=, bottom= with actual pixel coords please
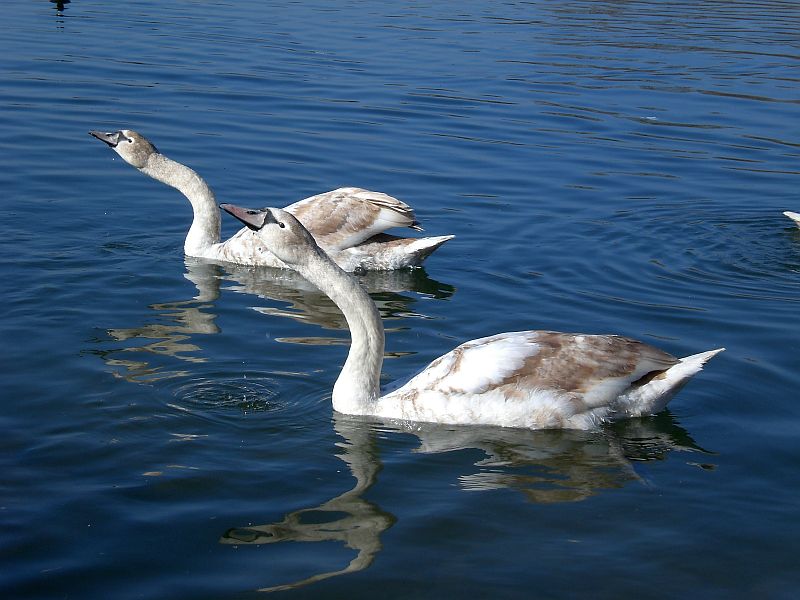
left=221, top=203, right=724, bottom=429
left=89, top=129, right=453, bottom=271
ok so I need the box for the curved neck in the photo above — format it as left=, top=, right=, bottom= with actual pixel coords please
left=294, top=248, right=384, bottom=415
left=140, top=153, right=221, bottom=255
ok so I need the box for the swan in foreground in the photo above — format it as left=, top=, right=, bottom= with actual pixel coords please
left=785, top=211, right=800, bottom=228
left=221, top=203, right=725, bottom=430
left=89, top=129, right=453, bottom=271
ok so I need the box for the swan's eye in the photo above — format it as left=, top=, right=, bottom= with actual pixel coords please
left=126, top=138, right=133, bottom=143
left=278, top=222, right=285, bottom=228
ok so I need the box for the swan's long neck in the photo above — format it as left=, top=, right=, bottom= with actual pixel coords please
left=140, top=153, right=221, bottom=255
left=293, top=247, right=384, bottom=415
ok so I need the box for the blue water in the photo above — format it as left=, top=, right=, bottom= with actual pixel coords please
left=2, top=1, right=799, bottom=597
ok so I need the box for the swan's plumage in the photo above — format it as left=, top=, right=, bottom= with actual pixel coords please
left=784, top=211, right=800, bottom=228
left=89, top=129, right=452, bottom=271
left=286, top=187, right=421, bottom=251
left=380, top=332, right=663, bottom=428
left=222, top=204, right=724, bottom=430
left=379, top=332, right=722, bottom=429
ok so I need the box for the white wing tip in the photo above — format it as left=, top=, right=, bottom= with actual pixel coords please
left=784, top=211, right=800, bottom=224
left=401, top=235, right=455, bottom=265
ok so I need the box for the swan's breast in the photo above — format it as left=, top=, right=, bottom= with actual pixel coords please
left=204, top=228, right=285, bottom=267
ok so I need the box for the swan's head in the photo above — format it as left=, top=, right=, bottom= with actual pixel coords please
left=220, top=204, right=321, bottom=267
left=89, top=129, right=158, bottom=169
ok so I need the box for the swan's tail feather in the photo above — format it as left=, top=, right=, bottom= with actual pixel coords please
left=784, top=211, right=800, bottom=226
left=619, top=347, right=724, bottom=418
left=679, top=347, right=726, bottom=367
left=404, top=235, right=455, bottom=265
left=338, top=234, right=454, bottom=270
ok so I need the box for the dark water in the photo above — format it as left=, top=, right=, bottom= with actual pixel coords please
left=2, top=1, right=799, bottom=598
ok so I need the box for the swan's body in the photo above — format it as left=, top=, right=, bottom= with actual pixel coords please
left=222, top=204, right=724, bottom=430
left=785, top=211, right=800, bottom=228
left=89, top=129, right=453, bottom=271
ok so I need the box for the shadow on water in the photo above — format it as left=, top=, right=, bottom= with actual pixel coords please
left=88, top=257, right=454, bottom=382
left=221, top=411, right=710, bottom=592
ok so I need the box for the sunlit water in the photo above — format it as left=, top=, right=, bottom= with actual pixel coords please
left=2, top=1, right=799, bottom=598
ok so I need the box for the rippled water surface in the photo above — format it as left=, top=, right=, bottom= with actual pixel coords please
left=2, top=1, right=799, bottom=598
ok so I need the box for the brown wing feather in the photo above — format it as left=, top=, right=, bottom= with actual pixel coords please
left=285, top=188, right=421, bottom=250
left=509, top=332, right=679, bottom=395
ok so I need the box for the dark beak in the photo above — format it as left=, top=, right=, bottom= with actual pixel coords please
left=89, top=130, right=122, bottom=148
left=220, top=204, right=274, bottom=231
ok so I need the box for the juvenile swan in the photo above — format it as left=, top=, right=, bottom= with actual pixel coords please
left=221, top=203, right=724, bottom=430
left=89, top=129, right=453, bottom=271
left=785, top=211, right=800, bottom=228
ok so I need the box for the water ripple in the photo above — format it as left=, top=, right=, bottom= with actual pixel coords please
left=165, top=372, right=327, bottom=428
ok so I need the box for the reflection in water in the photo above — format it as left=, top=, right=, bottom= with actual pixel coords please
left=90, top=259, right=224, bottom=382
left=401, top=411, right=709, bottom=503
left=50, top=0, right=70, bottom=30
left=220, top=259, right=454, bottom=337
left=92, top=258, right=454, bottom=382
left=221, top=412, right=710, bottom=591
left=221, top=415, right=395, bottom=593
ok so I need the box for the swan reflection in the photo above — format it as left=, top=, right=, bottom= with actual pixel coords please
left=94, top=258, right=454, bottom=382
left=92, top=259, right=223, bottom=382
left=402, top=412, right=709, bottom=502
left=221, top=411, right=710, bottom=591
left=221, top=415, right=394, bottom=592
left=218, top=258, right=454, bottom=337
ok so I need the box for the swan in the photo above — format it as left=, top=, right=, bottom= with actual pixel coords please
left=220, top=203, right=725, bottom=430
left=785, top=211, right=800, bottom=228
left=89, top=129, right=453, bottom=271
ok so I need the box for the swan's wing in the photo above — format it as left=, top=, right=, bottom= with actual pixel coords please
left=401, top=331, right=678, bottom=399
left=284, top=187, right=422, bottom=252
left=385, top=331, right=680, bottom=428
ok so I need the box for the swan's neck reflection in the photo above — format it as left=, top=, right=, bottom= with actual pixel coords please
left=220, top=412, right=710, bottom=591
left=220, top=415, right=395, bottom=592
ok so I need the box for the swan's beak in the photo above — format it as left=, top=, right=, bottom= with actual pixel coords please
left=89, top=130, right=122, bottom=148
left=220, top=204, right=273, bottom=231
